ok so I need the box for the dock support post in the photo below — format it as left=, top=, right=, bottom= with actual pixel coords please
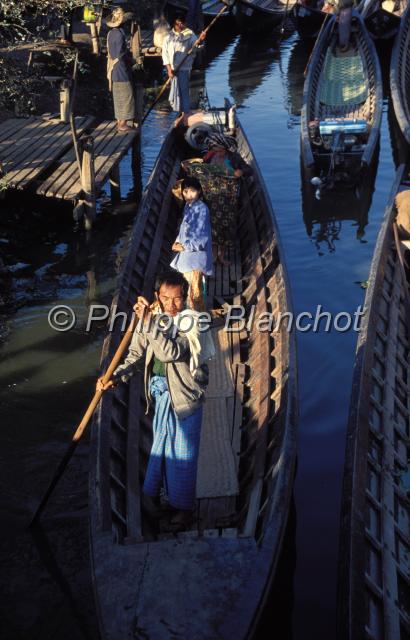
left=89, top=23, right=100, bottom=55
left=109, top=165, right=121, bottom=203
left=80, top=136, right=96, bottom=230
left=60, top=79, right=71, bottom=123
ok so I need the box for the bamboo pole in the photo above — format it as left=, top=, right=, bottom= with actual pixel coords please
left=30, top=313, right=137, bottom=526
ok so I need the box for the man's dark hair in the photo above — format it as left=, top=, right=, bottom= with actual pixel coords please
left=182, top=176, right=202, bottom=195
left=173, top=13, right=187, bottom=25
left=154, top=270, right=189, bottom=299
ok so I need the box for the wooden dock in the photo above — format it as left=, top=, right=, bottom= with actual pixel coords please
left=0, top=116, right=93, bottom=190
left=0, top=115, right=139, bottom=228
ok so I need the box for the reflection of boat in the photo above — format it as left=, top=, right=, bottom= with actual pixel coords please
left=390, top=1, right=410, bottom=146
left=293, top=1, right=327, bottom=38
left=301, top=152, right=377, bottom=253
left=285, top=38, right=312, bottom=118
left=228, top=34, right=279, bottom=104
left=338, top=164, right=410, bottom=640
left=90, top=108, right=297, bottom=640
left=301, top=11, right=382, bottom=192
left=358, top=0, right=406, bottom=39
left=232, top=0, right=296, bottom=34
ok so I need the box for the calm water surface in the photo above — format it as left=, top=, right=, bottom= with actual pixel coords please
left=0, top=29, right=398, bottom=639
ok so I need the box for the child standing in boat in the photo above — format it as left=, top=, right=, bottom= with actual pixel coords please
left=171, top=177, right=213, bottom=311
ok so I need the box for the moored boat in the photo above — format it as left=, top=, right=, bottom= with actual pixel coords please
left=301, top=10, right=382, bottom=193
left=358, top=0, right=407, bottom=40
left=90, top=105, right=298, bottom=639
left=165, top=0, right=235, bottom=28
left=293, top=0, right=327, bottom=38
left=338, top=164, right=410, bottom=640
left=390, top=0, right=410, bottom=147
left=232, top=0, right=296, bottom=34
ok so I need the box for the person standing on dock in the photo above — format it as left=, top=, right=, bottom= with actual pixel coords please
left=162, top=14, right=205, bottom=122
left=106, top=7, right=136, bottom=133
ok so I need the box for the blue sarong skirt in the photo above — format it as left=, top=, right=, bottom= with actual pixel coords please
left=142, top=376, right=202, bottom=510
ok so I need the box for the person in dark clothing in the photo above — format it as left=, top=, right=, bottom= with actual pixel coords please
left=106, top=7, right=135, bottom=133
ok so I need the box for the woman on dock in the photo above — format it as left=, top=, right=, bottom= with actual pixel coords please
left=171, top=177, right=213, bottom=311
left=106, top=7, right=135, bottom=133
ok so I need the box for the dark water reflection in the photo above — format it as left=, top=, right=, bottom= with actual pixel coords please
left=0, top=26, right=400, bottom=640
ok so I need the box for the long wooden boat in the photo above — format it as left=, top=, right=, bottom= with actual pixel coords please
left=390, top=0, right=410, bottom=148
left=232, top=0, right=296, bottom=33
left=164, top=0, right=234, bottom=27
left=358, top=0, right=407, bottom=39
left=338, top=164, right=410, bottom=639
left=301, top=10, right=382, bottom=193
left=292, top=1, right=327, bottom=38
left=90, top=107, right=298, bottom=639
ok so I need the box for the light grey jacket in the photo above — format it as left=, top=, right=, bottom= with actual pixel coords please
left=112, top=319, right=208, bottom=419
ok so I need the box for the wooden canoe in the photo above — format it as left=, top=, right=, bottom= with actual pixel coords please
left=293, top=1, right=327, bottom=39
left=338, top=164, right=410, bottom=639
left=390, top=1, right=410, bottom=147
left=90, top=110, right=298, bottom=639
left=358, top=0, right=406, bottom=40
left=301, top=10, right=382, bottom=192
left=232, top=0, right=296, bottom=33
left=164, top=0, right=234, bottom=27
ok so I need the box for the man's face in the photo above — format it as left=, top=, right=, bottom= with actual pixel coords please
left=158, top=283, right=185, bottom=316
left=174, top=18, right=185, bottom=32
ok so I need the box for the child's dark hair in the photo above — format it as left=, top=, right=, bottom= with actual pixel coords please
left=173, top=13, right=187, bottom=25
left=182, top=176, right=203, bottom=195
left=154, top=270, right=189, bottom=300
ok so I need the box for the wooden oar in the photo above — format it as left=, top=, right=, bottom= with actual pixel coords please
left=141, top=0, right=235, bottom=125
left=30, top=312, right=138, bottom=526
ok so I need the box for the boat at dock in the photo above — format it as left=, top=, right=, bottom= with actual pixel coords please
left=301, top=10, right=382, bottom=193
left=89, top=105, right=298, bottom=639
left=338, top=163, right=410, bottom=640
left=292, top=1, right=327, bottom=39
left=358, top=0, right=407, bottom=40
left=232, top=0, right=296, bottom=34
left=390, top=0, right=410, bottom=148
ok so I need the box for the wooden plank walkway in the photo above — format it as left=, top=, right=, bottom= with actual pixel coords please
left=37, top=121, right=137, bottom=201
left=0, top=116, right=94, bottom=190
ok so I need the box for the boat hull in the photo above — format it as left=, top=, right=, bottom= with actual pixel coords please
left=89, top=115, right=298, bottom=640
left=232, top=0, right=289, bottom=33
left=293, top=2, right=326, bottom=38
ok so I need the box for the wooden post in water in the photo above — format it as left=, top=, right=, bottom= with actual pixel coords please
left=109, top=165, right=121, bottom=203
left=89, top=23, right=100, bottom=55
left=59, top=79, right=71, bottom=123
left=80, top=136, right=96, bottom=230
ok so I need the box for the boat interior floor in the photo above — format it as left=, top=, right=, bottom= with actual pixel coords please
left=141, top=237, right=247, bottom=540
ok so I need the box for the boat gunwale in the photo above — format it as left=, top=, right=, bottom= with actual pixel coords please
left=390, top=0, right=410, bottom=145
left=337, top=165, right=407, bottom=639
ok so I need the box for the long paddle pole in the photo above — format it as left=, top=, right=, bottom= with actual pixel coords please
left=141, top=1, right=234, bottom=125
left=30, top=312, right=138, bottom=526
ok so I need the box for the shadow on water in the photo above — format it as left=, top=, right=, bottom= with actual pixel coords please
left=301, top=148, right=379, bottom=255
